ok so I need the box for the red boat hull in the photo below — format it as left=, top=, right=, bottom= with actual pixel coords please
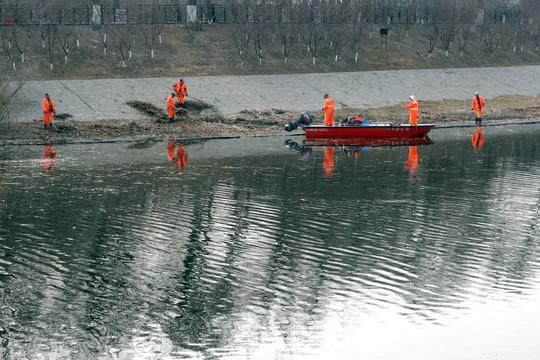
left=304, top=124, right=435, bottom=139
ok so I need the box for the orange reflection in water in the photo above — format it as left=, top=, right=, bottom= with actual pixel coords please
left=322, top=146, right=334, bottom=179
left=43, top=144, right=56, bottom=170
left=404, top=146, right=418, bottom=182
left=471, top=127, right=484, bottom=149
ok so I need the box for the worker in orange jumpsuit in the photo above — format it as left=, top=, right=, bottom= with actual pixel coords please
left=176, top=145, right=188, bottom=169
left=43, top=144, right=56, bottom=170
left=322, top=94, right=334, bottom=126
left=167, top=140, right=175, bottom=161
left=471, top=126, right=484, bottom=148
left=172, top=78, right=188, bottom=107
left=471, top=92, right=485, bottom=126
left=322, top=146, right=334, bottom=179
left=166, top=92, right=176, bottom=123
left=404, top=95, right=418, bottom=125
left=42, top=93, right=56, bottom=129
left=404, top=145, right=418, bottom=182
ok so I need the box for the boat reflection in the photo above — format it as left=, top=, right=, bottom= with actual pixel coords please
left=471, top=126, right=484, bottom=149
left=284, top=139, right=312, bottom=161
left=304, top=136, right=433, bottom=147
left=43, top=144, right=56, bottom=170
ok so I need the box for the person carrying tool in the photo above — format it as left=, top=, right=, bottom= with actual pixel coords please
left=472, top=92, right=485, bottom=126
left=172, top=78, right=188, bottom=107
left=166, top=92, right=176, bottom=123
left=405, top=95, right=418, bottom=125
left=322, top=94, right=334, bottom=126
left=42, top=93, right=56, bottom=129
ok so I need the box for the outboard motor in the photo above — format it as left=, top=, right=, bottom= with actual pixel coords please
left=285, top=111, right=313, bottom=132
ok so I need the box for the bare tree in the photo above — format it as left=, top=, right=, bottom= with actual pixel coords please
left=55, top=24, right=80, bottom=64
left=298, top=22, right=325, bottom=65
left=141, top=23, right=160, bottom=59
left=109, top=24, right=137, bottom=67
left=349, top=9, right=366, bottom=62
left=250, top=22, right=272, bottom=65
left=483, top=24, right=502, bottom=56
left=327, top=23, right=347, bottom=63
left=275, top=16, right=295, bottom=64
left=456, top=24, right=472, bottom=57
left=41, top=24, right=58, bottom=71
left=230, top=23, right=251, bottom=66
left=418, top=23, right=439, bottom=58
left=438, top=3, right=460, bottom=57
left=93, top=24, right=110, bottom=56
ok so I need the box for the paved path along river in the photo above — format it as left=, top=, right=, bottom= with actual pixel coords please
left=12, top=65, right=540, bottom=122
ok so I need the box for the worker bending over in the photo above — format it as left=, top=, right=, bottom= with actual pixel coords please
left=405, top=95, right=418, bottom=125
left=472, top=92, right=485, bottom=126
left=322, top=94, right=334, bottom=126
left=166, top=92, right=176, bottom=123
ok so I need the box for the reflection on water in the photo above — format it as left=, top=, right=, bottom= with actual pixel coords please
left=0, top=125, right=540, bottom=359
left=471, top=126, right=484, bottom=149
left=43, top=144, right=56, bottom=170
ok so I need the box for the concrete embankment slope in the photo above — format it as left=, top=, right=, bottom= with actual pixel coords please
left=13, top=65, right=540, bottom=122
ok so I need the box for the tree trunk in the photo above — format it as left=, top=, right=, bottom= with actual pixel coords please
left=334, top=54, right=338, bottom=62
left=21, top=53, right=25, bottom=63
left=312, top=56, right=316, bottom=64
left=445, top=50, right=449, bottom=57
left=65, top=55, right=68, bottom=64
left=49, top=63, right=53, bottom=71
left=151, top=49, right=154, bottom=58
left=12, top=61, right=16, bottom=71
left=284, top=56, right=287, bottom=64
left=355, top=52, right=358, bottom=62
left=159, top=34, right=162, bottom=43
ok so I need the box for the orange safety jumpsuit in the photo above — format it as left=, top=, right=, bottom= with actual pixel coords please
left=173, top=80, right=188, bottom=105
left=471, top=127, right=484, bottom=148
left=472, top=95, right=485, bottom=119
left=322, top=147, right=334, bottom=179
left=43, top=144, right=56, bottom=170
left=404, top=146, right=418, bottom=181
left=166, top=94, right=175, bottom=120
left=323, top=97, right=334, bottom=126
left=42, top=96, right=56, bottom=126
left=167, top=141, right=175, bottom=161
left=405, top=100, right=418, bottom=125
left=176, top=145, right=188, bottom=169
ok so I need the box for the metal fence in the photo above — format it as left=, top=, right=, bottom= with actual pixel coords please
left=0, top=4, right=525, bottom=26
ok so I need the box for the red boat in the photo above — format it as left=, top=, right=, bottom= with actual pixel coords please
left=304, top=123, right=435, bottom=139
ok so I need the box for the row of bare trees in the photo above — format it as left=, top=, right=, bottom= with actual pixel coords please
left=228, top=0, right=540, bottom=65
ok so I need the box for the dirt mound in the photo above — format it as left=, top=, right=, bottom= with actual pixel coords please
left=54, top=113, right=73, bottom=120
left=126, top=100, right=167, bottom=118
left=182, top=99, right=216, bottom=112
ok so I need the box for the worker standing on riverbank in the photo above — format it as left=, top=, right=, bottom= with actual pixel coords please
left=322, top=94, right=334, bottom=126
left=405, top=95, right=418, bottom=125
left=472, top=92, right=485, bottom=126
left=173, top=78, right=188, bottom=107
left=166, top=92, right=176, bottom=123
left=42, top=93, right=56, bottom=129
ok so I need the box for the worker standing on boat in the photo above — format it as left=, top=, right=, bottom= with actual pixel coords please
left=322, top=94, right=334, bottom=126
left=472, top=92, right=485, bottom=126
left=166, top=92, right=176, bottom=123
left=405, top=95, right=418, bottom=125
left=42, top=93, right=56, bottom=129
left=173, top=78, right=188, bottom=107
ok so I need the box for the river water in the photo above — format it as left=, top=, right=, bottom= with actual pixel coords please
left=1, top=124, right=539, bottom=359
